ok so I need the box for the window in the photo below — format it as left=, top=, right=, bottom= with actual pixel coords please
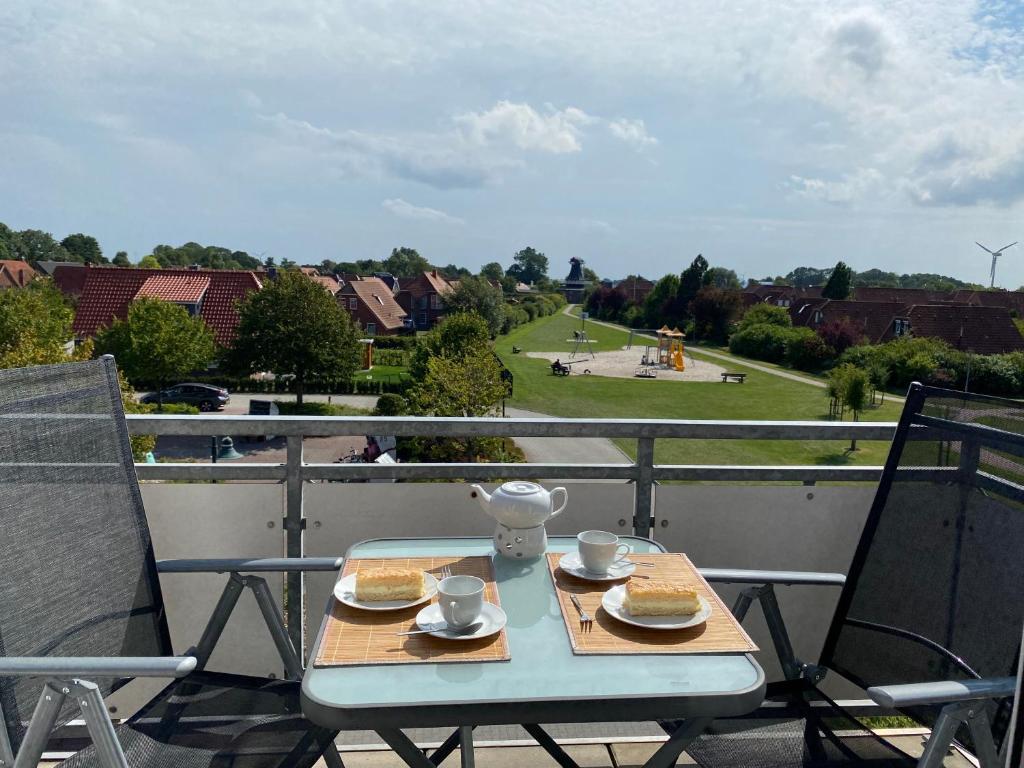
left=366, top=322, right=377, bottom=336
left=431, top=294, right=442, bottom=310
left=419, top=311, right=428, bottom=327
left=894, top=319, right=910, bottom=336
left=813, top=310, right=823, bottom=324
left=349, top=297, right=357, bottom=309
left=418, top=295, right=428, bottom=309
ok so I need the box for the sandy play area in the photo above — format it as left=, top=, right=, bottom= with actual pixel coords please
left=526, top=347, right=727, bottom=381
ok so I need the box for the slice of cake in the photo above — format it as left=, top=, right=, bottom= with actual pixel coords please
left=355, top=568, right=425, bottom=601
left=624, top=579, right=701, bottom=616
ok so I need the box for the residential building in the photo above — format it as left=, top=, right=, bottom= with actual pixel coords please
left=792, top=299, right=910, bottom=344
left=396, top=270, right=454, bottom=330
left=0, top=259, right=37, bottom=289
left=34, top=260, right=85, bottom=278
left=338, top=276, right=409, bottom=336
left=310, top=274, right=343, bottom=295
left=612, top=275, right=654, bottom=305
left=63, top=266, right=262, bottom=345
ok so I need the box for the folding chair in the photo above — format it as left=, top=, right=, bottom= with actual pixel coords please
left=674, top=384, right=1024, bottom=767
left=0, top=357, right=344, bottom=767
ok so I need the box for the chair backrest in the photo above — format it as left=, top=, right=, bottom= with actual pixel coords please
left=1007, top=624, right=1023, bottom=768
left=821, top=384, right=1024, bottom=741
left=0, top=357, right=171, bottom=752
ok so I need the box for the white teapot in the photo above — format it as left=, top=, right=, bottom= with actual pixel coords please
left=470, top=482, right=568, bottom=559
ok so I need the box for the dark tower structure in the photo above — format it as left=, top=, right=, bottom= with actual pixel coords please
left=562, top=257, right=588, bottom=303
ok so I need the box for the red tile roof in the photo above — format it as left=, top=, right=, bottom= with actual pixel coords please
left=0, top=260, right=37, bottom=288
left=796, top=300, right=909, bottom=343
left=135, top=274, right=211, bottom=303
left=52, top=264, right=89, bottom=297
left=311, top=275, right=342, bottom=295
left=72, top=267, right=262, bottom=345
left=903, top=304, right=1024, bottom=355
left=339, top=277, right=408, bottom=330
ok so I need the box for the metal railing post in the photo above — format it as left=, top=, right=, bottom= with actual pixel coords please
left=634, top=437, right=655, bottom=538
left=284, top=435, right=305, bottom=661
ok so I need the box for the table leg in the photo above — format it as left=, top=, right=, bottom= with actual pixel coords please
left=522, top=724, right=582, bottom=768
left=430, top=726, right=474, bottom=766
left=376, top=728, right=434, bottom=768
left=643, top=718, right=712, bottom=768
left=459, top=725, right=475, bottom=768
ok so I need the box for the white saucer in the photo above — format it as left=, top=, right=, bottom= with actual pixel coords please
left=559, top=551, right=636, bottom=581
left=334, top=572, right=438, bottom=612
left=601, top=585, right=712, bottom=630
left=414, top=602, right=507, bottom=640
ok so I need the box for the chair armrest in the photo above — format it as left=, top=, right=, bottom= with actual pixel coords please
left=157, top=557, right=343, bottom=573
left=868, top=678, right=1017, bottom=708
left=699, top=568, right=846, bottom=586
left=0, top=656, right=197, bottom=678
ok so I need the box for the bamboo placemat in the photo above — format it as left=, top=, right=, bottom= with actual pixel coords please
left=314, top=556, right=510, bottom=667
left=546, top=552, right=758, bottom=655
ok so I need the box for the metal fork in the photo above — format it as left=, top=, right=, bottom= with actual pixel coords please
left=569, top=594, right=593, bottom=631
left=439, top=564, right=452, bottom=580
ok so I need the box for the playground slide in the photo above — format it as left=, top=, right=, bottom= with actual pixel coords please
left=672, top=348, right=684, bottom=372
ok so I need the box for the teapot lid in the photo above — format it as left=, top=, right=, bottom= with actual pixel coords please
left=499, top=481, right=542, bottom=496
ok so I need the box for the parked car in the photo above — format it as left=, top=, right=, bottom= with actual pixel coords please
left=141, top=383, right=230, bottom=411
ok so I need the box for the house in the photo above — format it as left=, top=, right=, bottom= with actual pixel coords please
left=883, top=304, right=1024, bottom=355
left=850, top=286, right=955, bottom=305
left=35, top=260, right=86, bottom=278
left=310, top=274, right=343, bottom=295
left=338, top=276, right=409, bottom=336
left=742, top=284, right=823, bottom=308
left=0, top=259, right=37, bottom=289
left=793, top=299, right=910, bottom=344
left=52, top=264, right=91, bottom=299
left=612, top=275, right=655, bottom=305
left=950, top=289, right=1024, bottom=318
left=65, top=266, right=262, bottom=346
left=395, top=270, right=455, bottom=330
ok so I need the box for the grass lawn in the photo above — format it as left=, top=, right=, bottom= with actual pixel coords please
left=496, top=311, right=902, bottom=466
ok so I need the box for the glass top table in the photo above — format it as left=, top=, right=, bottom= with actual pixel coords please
left=302, top=536, right=765, bottom=732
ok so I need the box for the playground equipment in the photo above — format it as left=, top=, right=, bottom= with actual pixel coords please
left=656, top=326, right=686, bottom=371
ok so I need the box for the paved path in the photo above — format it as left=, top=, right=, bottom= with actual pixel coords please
left=505, top=406, right=631, bottom=465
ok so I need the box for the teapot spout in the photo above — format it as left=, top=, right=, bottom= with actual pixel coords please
left=470, top=484, right=493, bottom=515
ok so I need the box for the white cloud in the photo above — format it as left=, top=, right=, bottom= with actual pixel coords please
left=455, top=101, right=595, bottom=154
left=787, top=168, right=884, bottom=205
left=608, top=118, right=658, bottom=150
left=382, top=198, right=464, bottom=224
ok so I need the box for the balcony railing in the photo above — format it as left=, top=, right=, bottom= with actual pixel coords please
left=126, top=414, right=898, bottom=662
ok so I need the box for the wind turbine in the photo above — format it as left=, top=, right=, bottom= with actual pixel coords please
left=975, top=241, right=1018, bottom=288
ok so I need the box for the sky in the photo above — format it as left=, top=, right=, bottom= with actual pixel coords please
left=1, top=1, right=1023, bottom=286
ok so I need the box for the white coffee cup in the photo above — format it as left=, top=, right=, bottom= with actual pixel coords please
left=578, top=530, right=631, bottom=574
left=437, top=575, right=484, bottom=628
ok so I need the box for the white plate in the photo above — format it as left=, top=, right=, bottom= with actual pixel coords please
left=558, top=551, right=636, bottom=581
left=601, top=585, right=712, bottom=630
left=414, top=602, right=507, bottom=640
left=334, top=571, right=438, bottom=612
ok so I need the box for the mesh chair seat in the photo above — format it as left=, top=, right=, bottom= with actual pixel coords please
left=57, top=672, right=336, bottom=768
left=686, top=683, right=915, bottom=768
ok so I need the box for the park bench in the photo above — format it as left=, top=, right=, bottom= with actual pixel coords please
left=551, top=361, right=572, bottom=376
left=720, top=372, right=747, bottom=383
left=511, top=346, right=522, bottom=354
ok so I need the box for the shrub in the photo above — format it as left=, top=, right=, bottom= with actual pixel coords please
left=817, top=317, right=865, bottom=355
left=785, top=328, right=836, bottom=371
left=273, top=400, right=368, bottom=416
left=729, top=323, right=795, bottom=363
left=966, top=354, right=1023, bottom=396
left=373, top=393, right=407, bottom=416
left=738, top=303, right=792, bottom=331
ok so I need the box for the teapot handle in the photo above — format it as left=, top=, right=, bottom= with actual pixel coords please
left=549, top=487, right=568, bottom=519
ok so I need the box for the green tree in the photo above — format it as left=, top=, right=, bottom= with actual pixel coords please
left=582, top=266, right=600, bottom=283
left=442, top=263, right=472, bottom=279
left=410, top=312, right=491, bottom=380
left=643, top=273, right=681, bottom=328
left=506, top=246, right=548, bottom=285
left=152, top=242, right=260, bottom=270
left=226, top=270, right=360, bottom=404
left=827, top=363, right=871, bottom=448
left=13, top=230, right=72, bottom=263
left=480, top=262, right=504, bottom=280
left=138, top=255, right=161, bottom=269
left=0, top=279, right=80, bottom=368
left=738, top=303, right=792, bottom=330
left=675, top=254, right=709, bottom=321
left=444, top=276, right=507, bottom=337
left=702, top=267, right=741, bottom=290
left=112, top=250, right=131, bottom=266
left=384, top=247, right=431, bottom=275
left=689, top=286, right=742, bottom=343
left=785, top=266, right=830, bottom=289
left=822, top=261, right=853, bottom=299
left=61, top=233, right=106, bottom=264
left=94, top=298, right=215, bottom=399
left=0, top=223, right=16, bottom=261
